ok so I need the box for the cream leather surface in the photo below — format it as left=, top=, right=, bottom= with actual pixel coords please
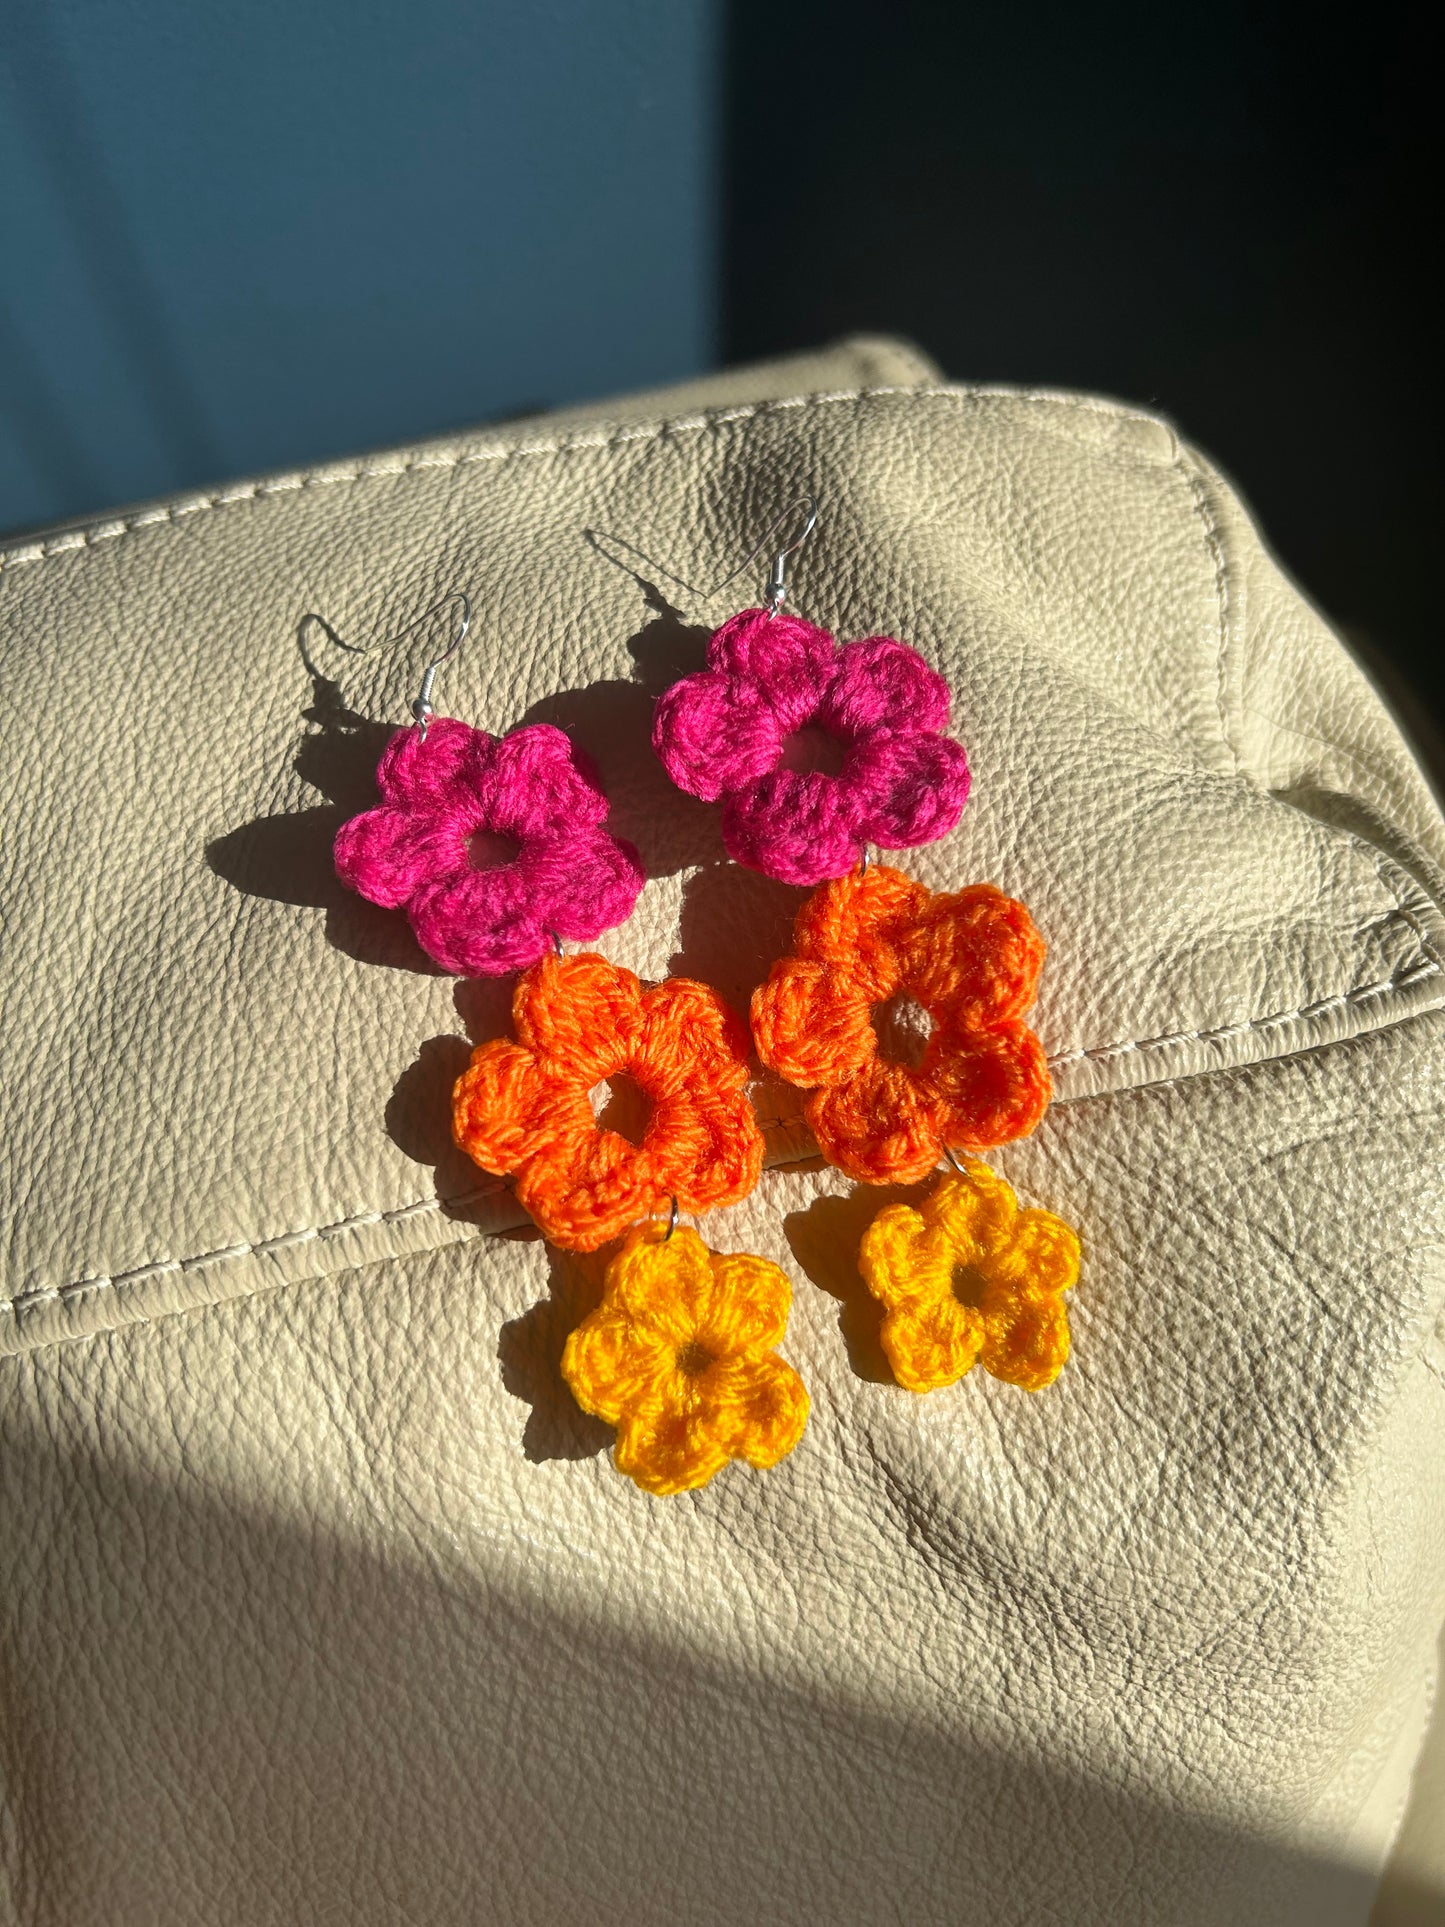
left=2, top=337, right=1443, bottom=1926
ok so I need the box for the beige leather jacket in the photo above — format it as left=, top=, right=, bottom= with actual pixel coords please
left=3, top=339, right=1442, bottom=1926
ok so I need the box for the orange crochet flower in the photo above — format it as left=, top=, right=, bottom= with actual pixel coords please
left=859, top=1159, right=1079, bottom=1393
left=453, top=952, right=763, bottom=1251
left=563, top=1222, right=810, bottom=1495
left=751, top=863, right=1051, bottom=1184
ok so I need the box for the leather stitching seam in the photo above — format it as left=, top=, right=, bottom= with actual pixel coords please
left=4, top=953, right=1439, bottom=1323
left=1176, top=450, right=1237, bottom=772
left=0, top=384, right=1171, bottom=576
left=1046, top=953, right=1440, bottom=1069
left=1373, top=856, right=1445, bottom=973
left=0, top=1185, right=505, bottom=1319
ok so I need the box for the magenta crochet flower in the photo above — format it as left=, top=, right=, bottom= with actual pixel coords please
left=333, top=718, right=644, bottom=976
left=652, top=609, right=971, bottom=886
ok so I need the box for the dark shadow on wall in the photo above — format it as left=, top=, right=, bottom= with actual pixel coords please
left=0, top=1410, right=1438, bottom=1926
left=723, top=0, right=1441, bottom=731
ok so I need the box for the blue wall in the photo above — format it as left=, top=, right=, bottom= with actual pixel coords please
left=0, top=0, right=720, bottom=533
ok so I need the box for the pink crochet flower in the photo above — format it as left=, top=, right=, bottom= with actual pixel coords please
left=333, top=718, right=644, bottom=976
left=652, top=609, right=971, bottom=886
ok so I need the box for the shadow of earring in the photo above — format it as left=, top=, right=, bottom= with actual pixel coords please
left=784, top=1181, right=934, bottom=1385
left=497, top=1245, right=614, bottom=1464
left=205, top=656, right=442, bottom=975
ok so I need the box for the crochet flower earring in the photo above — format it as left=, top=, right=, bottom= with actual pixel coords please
left=653, top=501, right=1081, bottom=1396
left=330, top=592, right=808, bottom=1495
left=332, top=594, right=645, bottom=976
left=451, top=952, right=810, bottom=1495
left=652, top=498, right=971, bottom=886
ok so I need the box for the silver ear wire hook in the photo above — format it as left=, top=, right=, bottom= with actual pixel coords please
left=387, top=592, right=470, bottom=741
left=709, top=493, right=819, bottom=617
left=297, top=592, right=471, bottom=740
left=763, top=493, right=817, bottom=616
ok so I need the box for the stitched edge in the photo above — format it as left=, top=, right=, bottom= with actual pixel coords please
left=1380, top=863, right=1445, bottom=974
left=1176, top=451, right=1237, bottom=772
left=4, top=954, right=1439, bottom=1323
left=1046, top=954, right=1441, bottom=1070
left=0, top=1184, right=503, bottom=1319
left=0, top=382, right=1171, bottom=576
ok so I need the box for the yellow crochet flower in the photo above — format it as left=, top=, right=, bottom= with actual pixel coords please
left=859, top=1159, right=1079, bottom=1393
left=562, top=1223, right=810, bottom=1496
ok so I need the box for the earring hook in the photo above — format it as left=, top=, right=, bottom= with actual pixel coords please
left=298, top=591, right=471, bottom=743
left=709, top=492, right=819, bottom=616
left=393, top=592, right=470, bottom=741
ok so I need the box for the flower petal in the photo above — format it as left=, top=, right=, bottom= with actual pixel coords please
left=993, top=1207, right=1081, bottom=1301
left=858, top=1199, right=943, bottom=1313
left=651, top=1081, right=765, bottom=1214
left=981, top=1295, right=1071, bottom=1391
left=603, top=1223, right=717, bottom=1341
left=514, top=1124, right=657, bottom=1252
left=452, top=1039, right=558, bottom=1173
left=613, top=1406, right=733, bottom=1496
left=791, top=864, right=926, bottom=997
left=720, top=770, right=863, bottom=885
left=705, top=1353, right=810, bottom=1469
left=479, top=724, right=612, bottom=835
left=930, top=1024, right=1051, bottom=1151
left=819, top=638, right=952, bottom=737
left=512, top=952, right=643, bottom=1082
left=333, top=803, right=463, bottom=910
left=751, top=957, right=875, bottom=1089
left=652, top=670, right=783, bottom=802
left=882, top=1297, right=983, bottom=1393
left=903, top=885, right=1046, bottom=1025
left=806, top=1060, right=943, bottom=1184
left=374, top=717, right=493, bottom=809
left=700, top=1251, right=793, bottom=1353
left=921, top=1164, right=1019, bottom=1265
left=850, top=730, right=971, bottom=850
left=631, top=977, right=751, bottom=1099
left=513, top=827, right=645, bottom=947
left=407, top=863, right=552, bottom=976
left=705, top=608, right=838, bottom=726
left=561, top=1306, right=677, bottom=1427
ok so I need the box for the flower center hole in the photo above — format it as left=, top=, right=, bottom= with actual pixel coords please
left=779, top=724, right=847, bottom=777
left=871, top=993, right=935, bottom=1068
left=590, top=1074, right=652, bottom=1146
left=467, top=829, right=522, bottom=872
left=675, top=1340, right=715, bottom=1377
left=951, top=1264, right=991, bottom=1312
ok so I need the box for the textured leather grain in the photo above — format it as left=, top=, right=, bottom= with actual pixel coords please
left=2, top=336, right=1444, bottom=1926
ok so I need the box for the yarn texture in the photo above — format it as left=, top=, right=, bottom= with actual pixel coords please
left=859, top=1160, right=1079, bottom=1393
left=751, top=863, right=1051, bottom=1183
left=334, top=717, right=644, bottom=976
left=453, top=952, right=763, bottom=1251
left=652, top=608, right=970, bottom=885
left=562, top=1222, right=810, bottom=1495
